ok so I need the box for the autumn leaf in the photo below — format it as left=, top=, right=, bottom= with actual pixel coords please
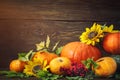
left=36, top=41, right=45, bottom=51
left=46, top=35, right=50, bottom=48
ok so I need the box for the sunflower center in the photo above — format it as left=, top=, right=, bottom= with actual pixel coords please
left=88, top=31, right=98, bottom=39
left=32, top=65, right=42, bottom=73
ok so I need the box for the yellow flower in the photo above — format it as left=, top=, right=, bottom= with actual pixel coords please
left=23, top=58, right=49, bottom=76
left=103, top=24, right=119, bottom=33
left=80, top=23, right=104, bottom=46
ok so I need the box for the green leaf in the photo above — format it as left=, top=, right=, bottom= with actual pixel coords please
left=18, top=53, right=27, bottom=61
left=36, top=41, right=45, bottom=51
left=25, top=50, right=35, bottom=61
left=55, top=46, right=63, bottom=55
left=115, top=74, right=120, bottom=79
left=18, top=50, right=35, bottom=61
left=46, top=35, right=50, bottom=48
left=66, top=76, right=88, bottom=80
left=39, top=72, right=63, bottom=80
left=82, top=58, right=98, bottom=69
left=111, top=55, right=120, bottom=63
left=84, top=70, right=95, bottom=80
left=36, top=70, right=48, bottom=78
left=52, top=41, right=60, bottom=51
left=0, top=71, right=29, bottom=78
left=0, top=71, right=14, bottom=74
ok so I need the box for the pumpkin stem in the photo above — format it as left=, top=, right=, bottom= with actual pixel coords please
left=97, top=59, right=104, bottom=62
left=59, top=59, right=63, bottom=62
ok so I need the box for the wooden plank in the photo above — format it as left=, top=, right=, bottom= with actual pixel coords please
left=0, top=20, right=85, bottom=68
left=0, top=0, right=120, bottom=21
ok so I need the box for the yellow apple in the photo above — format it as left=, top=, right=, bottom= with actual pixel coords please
left=49, top=57, right=71, bottom=75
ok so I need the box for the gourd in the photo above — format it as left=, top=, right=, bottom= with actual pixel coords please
left=61, top=41, right=101, bottom=63
left=92, top=57, right=117, bottom=77
left=103, top=32, right=120, bottom=54
left=32, top=51, right=58, bottom=64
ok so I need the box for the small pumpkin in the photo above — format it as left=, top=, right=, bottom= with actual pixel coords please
left=9, top=59, right=26, bottom=72
left=103, top=32, right=120, bottom=54
left=92, top=57, right=117, bottom=77
left=60, top=41, right=101, bottom=63
left=32, top=51, right=58, bottom=64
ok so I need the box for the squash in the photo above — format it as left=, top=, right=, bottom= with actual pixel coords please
left=60, top=41, right=101, bottom=63
left=32, top=36, right=59, bottom=64
left=32, top=51, right=58, bottom=64
left=92, top=57, right=117, bottom=77
left=103, top=32, right=120, bottom=54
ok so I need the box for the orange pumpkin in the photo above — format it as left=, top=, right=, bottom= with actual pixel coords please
left=103, top=32, right=120, bottom=54
left=32, top=51, right=58, bottom=64
left=61, top=41, right=101, bottom=63
left=9, top=59, right=26, bottom=72
left=92, top=57, right=117, bottom=77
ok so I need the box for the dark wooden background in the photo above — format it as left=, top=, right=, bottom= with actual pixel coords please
left=0, top=0, right=120, bottom=69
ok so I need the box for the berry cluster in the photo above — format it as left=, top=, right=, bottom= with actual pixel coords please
left=60, top=62, right=88, bottom=77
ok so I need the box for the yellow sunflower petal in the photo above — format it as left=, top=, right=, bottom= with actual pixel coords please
left=109, top=25, right=113, bottom=31
left=43, top=65, right=50, bottom=71
left=86, top=28, right=90, bottom=32
left=43, top=60, right=47, bottom=67
left=79, top=23, right=104, bottom=46
left=95, top=39, right=100, bottom=42
left=97, top=25, right=102, bottom=31
left=91, top=23, right=96, bottom=31
left=103, top=26, right=107, bottom=30
left=82, top=39, right=88, bottom=43
left=86, top=40, right=92, bottom=45
left=112, top=30, right=119, bottom=33
left=91, top=41, right=95, bottom=46
left=23, top=58, right=50, bottom=77
left=27, top=61, right=33, bottom=65
left=103, top=24, right=114, bottom=33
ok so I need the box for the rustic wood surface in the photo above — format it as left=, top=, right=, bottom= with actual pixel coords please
left=0, top=0, right=120, bottom=72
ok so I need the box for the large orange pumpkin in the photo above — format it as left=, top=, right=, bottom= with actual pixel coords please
left=61, top=42, right=101, bottom=63
left=32, top=51, right=58, bottom=64
left=103, top=32, right=120, bottom=54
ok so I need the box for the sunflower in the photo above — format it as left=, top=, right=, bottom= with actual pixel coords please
left=102, top=24, right=119, bottom=33
left=23, top=58, right=49, bottom=76
left=80, top=23, right=104, bottom=46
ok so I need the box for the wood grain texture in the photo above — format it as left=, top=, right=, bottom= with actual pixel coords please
left=0, top=0, right=120, bottom=68
left=0, top=0, right=120, bottom=21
